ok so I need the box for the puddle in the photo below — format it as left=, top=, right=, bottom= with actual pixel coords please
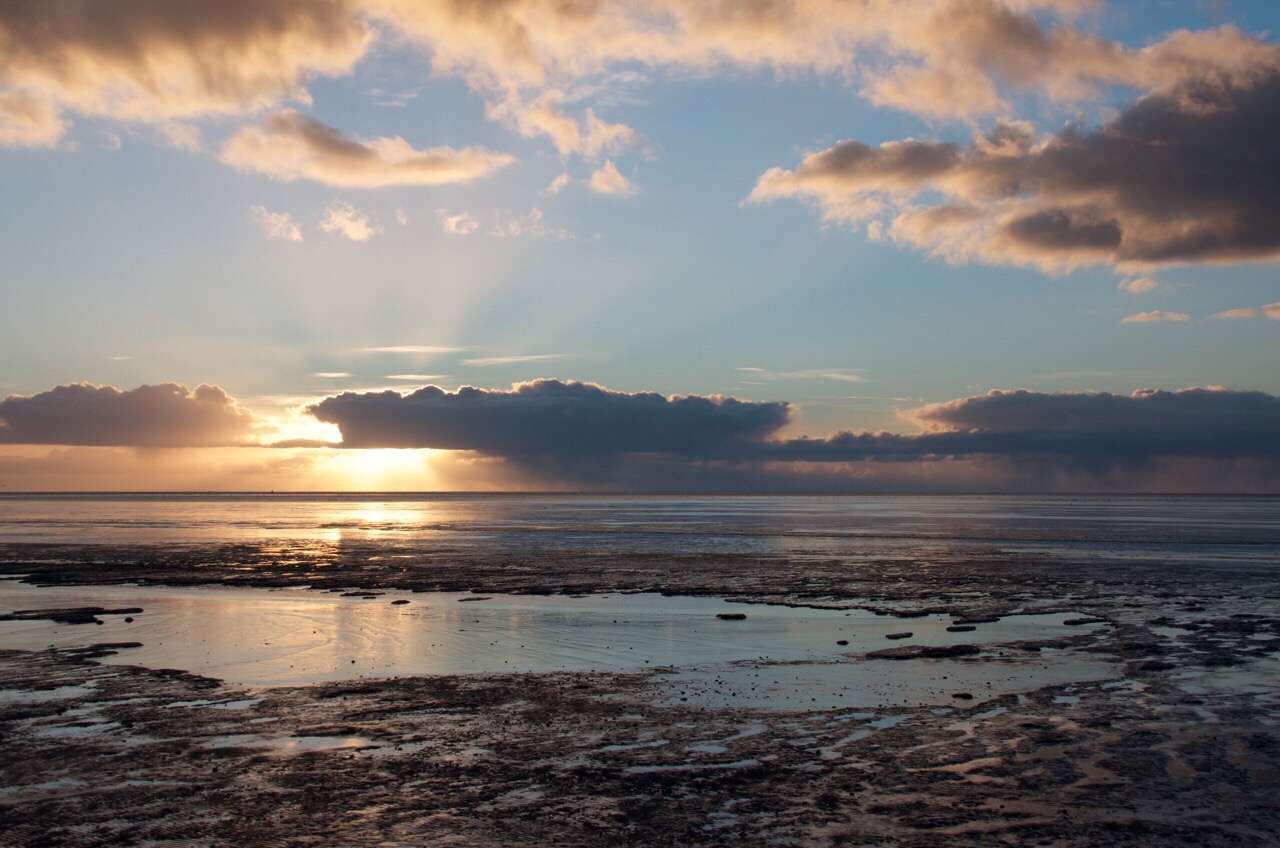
left=2, top=583, right=1106, bottom=698
left=204, top=734, right=376, bottom=753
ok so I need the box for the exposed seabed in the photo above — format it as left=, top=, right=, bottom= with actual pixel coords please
left=1, top=541, right=1278, bottom=846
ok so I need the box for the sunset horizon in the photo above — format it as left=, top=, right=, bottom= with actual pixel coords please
left=2, top=0, right=1278, bottom=490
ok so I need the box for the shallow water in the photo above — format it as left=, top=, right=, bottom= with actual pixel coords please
left=0, top=582, right=1103, bottom=694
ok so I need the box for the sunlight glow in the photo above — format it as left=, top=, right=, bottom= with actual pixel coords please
left=321, top=448, right=443, bottom=491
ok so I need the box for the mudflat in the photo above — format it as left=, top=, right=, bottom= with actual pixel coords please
left=1, top=533, right=1278, bottom=846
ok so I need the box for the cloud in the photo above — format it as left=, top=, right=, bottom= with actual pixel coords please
left=743, top=367, right=868, bottom=384
left=0, top=0, right=369, bottom=126
left=319, top=201, right=380, bottom=241
left=751, top=64, right=1280, bottom=271
left=489, top=207, right=574, bottom=239
left=1121, top=311, right=1191, bottom=324
left=461, top=355, right=564, bottom=367
left=301, top=380, right=1280, bottom=490
left=307, top=379, right=792, bottom=454
left=1211, top=307, right=1259, bottom=320
left=0, top=383, right=266, bottom=447
left=543, top=172, right=570, bottom=195
left=586, top=160, right=636, bottom=196
left=358, top=345, right=465, bottom=354
left=757, top=388, right=1280, bottom=478
left=386, top=374, right=448, bottom=381
left=439, top=210, right=480, bottom=235
left=1212, top=302, right=1280, bottom=320
left=312, top=372, right=353, bottom=378
left=1118, top=276, right=1158, bottom=294
left=0, top=91, right=67, bottom=147
left=250, top=205, right=302, bottom=242
left=220, top=110, right=514, bottom=187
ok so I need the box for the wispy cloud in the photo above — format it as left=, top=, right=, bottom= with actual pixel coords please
left=385, top=374, right=448, bottom=381
left=736, top=367, right=867, bottom=384
left=312, top=372, right=353, bottom=378
left=489, top=207, right=574, bottom=239
left=543, top=172, right=570, bottom=195
left=1210, top=307, right=1259, bottom=320
left=319, top=201, right=380, bottom=242
left=359, top=346, right=467, bottom=354
left=461, top=354, right=566, bottom=367
left=438, top=210, right=479, bottom=235
left=1118, top=276, right=1158, bottom=294
left=0, top=91, right=67, bottom=148
left=250, top=205, right=303, bottom=242
left=1122, top=311, right=1191, bottom=324
left=222, top=110, right=514, bottom=188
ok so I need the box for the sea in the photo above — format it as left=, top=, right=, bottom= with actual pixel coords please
left=0, top=492, right=1276, bottom=566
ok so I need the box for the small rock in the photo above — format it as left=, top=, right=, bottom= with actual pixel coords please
left=716, top=613, right=747, bottom=621
left=952, top=692, right=974, bottom=700
left=836, top=640, right=849, bottom=646
left=391, top=599, right=410, bottom=605
left=885, top=632, right=913, bottom=640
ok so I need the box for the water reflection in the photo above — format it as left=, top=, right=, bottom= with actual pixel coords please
left=0, top=582, right=1104, bottom=690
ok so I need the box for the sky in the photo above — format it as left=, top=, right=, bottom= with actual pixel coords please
left=0, top=0, right=1278, bottom=492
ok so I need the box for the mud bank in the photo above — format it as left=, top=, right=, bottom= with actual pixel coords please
left=2, top=541, right=1278, bottom=846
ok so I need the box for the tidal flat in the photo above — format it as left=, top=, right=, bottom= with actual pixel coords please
left=1, top=496, right=1278, bottom=845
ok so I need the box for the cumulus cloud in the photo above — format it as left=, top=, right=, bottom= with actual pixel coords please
left=250, top=205, right=302, bottom=242
left=301, top=380, right=1280, bottom=490
left=1121, top=311, right=1190, bottom=324
left=221, top=110, right=514, bottom=188
left=0, top=0, right=369, bottom=128
left=319, top=201, right=380, bottom=241
left=307, top=379, right=792, bottom=455
left=751, top=64, right=1280, bottom=271
left=0, top=383, right=267, bottom=447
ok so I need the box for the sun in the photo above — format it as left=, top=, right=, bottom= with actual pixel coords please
left=322, top=448, right=443, bottom=491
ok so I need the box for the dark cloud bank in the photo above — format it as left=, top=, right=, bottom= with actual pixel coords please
left=4, top=380, right=1276, bottom=491
left=309, top=380, right=1280, bottom=492
left=0, top=383, right=264, bottom=447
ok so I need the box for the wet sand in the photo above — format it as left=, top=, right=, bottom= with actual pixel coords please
left=2, top=538, right=1278, bottom=846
